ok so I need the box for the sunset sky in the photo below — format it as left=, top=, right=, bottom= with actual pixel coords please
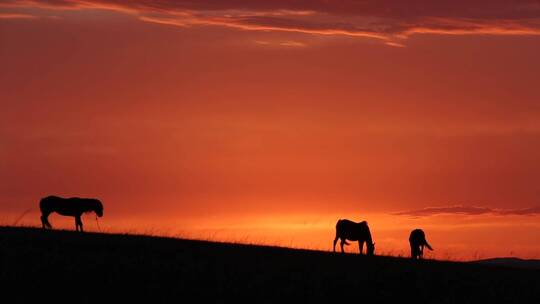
left=2, top=0, right=540, bottom=260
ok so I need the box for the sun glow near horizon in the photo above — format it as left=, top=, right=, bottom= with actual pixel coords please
left=5, top=208, right=540, bottom=261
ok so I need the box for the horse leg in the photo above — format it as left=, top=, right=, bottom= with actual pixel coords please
left=419, top=244, right=424, bottom=259
left=359, top=241, right=364, bottom=255
left=41, top=213, right=51, bottom=229
left=333, top=236, right=339, bottom=252
left=75, top=215, right=83, bottom=232
left=340, top=239, right=346, bottom=253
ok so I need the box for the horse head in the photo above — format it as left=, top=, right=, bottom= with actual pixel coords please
left=367, top=242, right=375, bottom=256
left=93, top=199, right=104, bottom=217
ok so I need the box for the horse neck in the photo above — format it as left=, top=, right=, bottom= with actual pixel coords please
left=87, top=206, right=98, bottom=213
left=364, top=227, right=373, bottom=243
left=82, top=200, right=99, bottom=213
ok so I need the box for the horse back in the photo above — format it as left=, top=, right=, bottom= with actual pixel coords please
left=336, top=219, right=370, bottom=241
left=40, top=196, right=92, bottom=216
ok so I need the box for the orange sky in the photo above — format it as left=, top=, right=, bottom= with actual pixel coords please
left=2, top=0, right=540, bottom=260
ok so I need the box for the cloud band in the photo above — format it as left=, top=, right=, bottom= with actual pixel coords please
left=2, top=1, right=540, bottom=46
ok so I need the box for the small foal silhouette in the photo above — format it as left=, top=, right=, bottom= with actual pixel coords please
left=409, top=229, right=433, bottom=259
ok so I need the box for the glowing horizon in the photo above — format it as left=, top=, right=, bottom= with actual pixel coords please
left=4, top=207, right=540, bottom=261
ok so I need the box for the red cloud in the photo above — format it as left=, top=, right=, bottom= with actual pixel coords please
left=2, top=0, right=540, bottom=45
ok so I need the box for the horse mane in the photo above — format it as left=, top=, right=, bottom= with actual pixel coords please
left=77, top=198, right=103, bottom=213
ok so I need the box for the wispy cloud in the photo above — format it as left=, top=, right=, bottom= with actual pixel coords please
left=279, top=41, right=306, bottom=47
left=2, top=1, right=540, bottom=46
left=0, top=12, right=36, bottom=19
left=253, top=40, right=306, bottom=47
left=394, top=205, right=540, bottom=217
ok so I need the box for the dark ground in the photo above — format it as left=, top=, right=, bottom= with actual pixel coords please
left=1, top=226, right=539, bottom=303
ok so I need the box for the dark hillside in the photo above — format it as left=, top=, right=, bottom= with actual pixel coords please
left=1, top=226, right=538, bottom=303
left=475, top=257, right=540, bottom=269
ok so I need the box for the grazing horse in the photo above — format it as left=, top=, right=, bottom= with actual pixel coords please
left=409, top=229, right=433, bottom=259
left=333, top=219, right=375, bottom=255
left=40, top=195, right=103, bottom=232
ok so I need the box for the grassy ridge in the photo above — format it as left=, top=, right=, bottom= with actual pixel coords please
left=1, top=226, right=539, bottom=303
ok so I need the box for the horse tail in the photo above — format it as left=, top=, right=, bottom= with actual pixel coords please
left=13, top=208, right=33, bottom=226
left=39, top=195, right=59, bottom=214
left=39, top=197, right=49, bottom=213
left=424, top=239, right=433, bottom=251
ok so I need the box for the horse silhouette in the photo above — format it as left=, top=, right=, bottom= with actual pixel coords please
left=409, top=229, right=433, bottom=259
left=40, top=195, right=103, bottom=232
left=333, top=219, right=375, bottom=255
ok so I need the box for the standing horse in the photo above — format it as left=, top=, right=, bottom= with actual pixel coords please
left=40, top=195, right=104, bottom=232
left=409, top=229, right=433, bottom=259
left=333, top=219, right=375, bottom=255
